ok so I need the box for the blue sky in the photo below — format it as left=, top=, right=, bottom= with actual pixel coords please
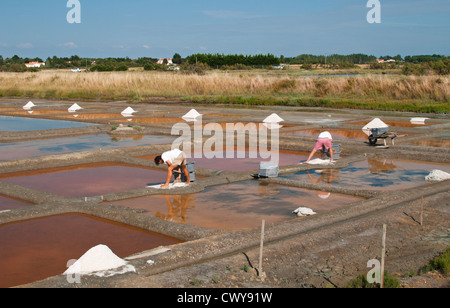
left=0, top=0, right=449, bottom=59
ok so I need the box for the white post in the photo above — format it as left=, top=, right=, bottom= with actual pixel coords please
left=381, top=224, right=386, bottom=288
left=259, top=220, right=265, bottom=279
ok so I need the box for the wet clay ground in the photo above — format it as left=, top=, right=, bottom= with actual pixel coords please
left=0, top=98, right=449, bottom=288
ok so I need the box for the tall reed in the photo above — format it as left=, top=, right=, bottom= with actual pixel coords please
left=0, top=71, right=448, bottom=111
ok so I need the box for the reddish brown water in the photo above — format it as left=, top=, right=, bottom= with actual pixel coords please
left=0, top=194, right=33, bottom=211
left=280, top=128, right=368, bottom=141
left=113, top=117, right=181, bottom=124
left=405, top=138, right=450, bottom=148
left=110, top=181, right=363, bottom=230
left=0, top=213, right=181, bottom=288
left=0, top=163, right=168, bottom=197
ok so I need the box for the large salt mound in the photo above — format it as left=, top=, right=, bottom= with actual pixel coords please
left=425, top=170, right=450, bottom=183
left=64, top=244, right=133, bottom=277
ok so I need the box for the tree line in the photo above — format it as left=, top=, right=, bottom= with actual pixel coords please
left=1, top=53, right=449, bottom=75
left=184, top=53, right=280, bottom=68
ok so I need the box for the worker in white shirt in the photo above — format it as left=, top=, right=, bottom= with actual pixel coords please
left=305, top=131, right=335, bottom=164
left=154, top=148, right=190, bottom=188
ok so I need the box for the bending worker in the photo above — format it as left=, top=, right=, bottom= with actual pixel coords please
left=154, top=148, right=190, bottom=188
left=305, top=131, right=335, bottom=164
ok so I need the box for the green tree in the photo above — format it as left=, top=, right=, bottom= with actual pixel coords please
left=173, top=53, right=182, bottom=64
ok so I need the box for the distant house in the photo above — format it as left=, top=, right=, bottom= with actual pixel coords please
left=156, top=58, right=173, bottom=65
left=25, top=61, right=45, bottom=68
left=376, top=59, right=396, bottom=64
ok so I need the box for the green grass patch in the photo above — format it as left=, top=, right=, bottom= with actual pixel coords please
left=346, top=271, right=401, bottom=288
left=188, top=95, right=450, bottom=114
left=419, top=247, right=450, bottom=276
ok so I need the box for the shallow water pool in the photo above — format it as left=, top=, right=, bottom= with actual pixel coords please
left=0, top=163, right=168, bottom=197
left=0, top=134, right=175, bottom=161
left=110, top=180, right=363, bottom=230
left=0, top=213, right=181, bottom=288
left=281, top=159, right=450, bottom=191
left=0, top=115, right=96, bottom=132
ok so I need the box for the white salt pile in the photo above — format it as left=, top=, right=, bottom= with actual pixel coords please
left=64, top=244, right=135, bottom=277
left=263, top=113, right=284, bottom=124
left=23, top=101, right=35, bottom=110
left=121, top=107, right=137, bottom=117
left=410, top=117, right=429, bottom=125
left=147, top=182, right=189, bottom=189
left=292, top=207, right=317, bottom=217
left=182, top=109, right=202, bottom=121
left=68, top=103, right=83, bottom=113
left=302, top=158, right=334, bottom=165
left=425, top=170, right=450, bottom=183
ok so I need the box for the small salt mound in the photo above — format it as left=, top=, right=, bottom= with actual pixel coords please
left=425, top=170, right=450, bottom=183
left=68, top=103, right=83, bottom=113
left=263, top=113, right=284, bottom=123
left=182, top=109, right=202, bottom=121
left=292, top=207, right=317, bottom=217
left=64, top=244, right=134, bottom=277
left=147, top=182, right=189, bottom=189
left=305, top=158, right=334, bottom=165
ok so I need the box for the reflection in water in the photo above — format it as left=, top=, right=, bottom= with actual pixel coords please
left=282, top=159, right=450, bottom=191
left=111, top=181, right=361, bottom=230
left=367, top=159, right=399, bottom=174
left=306, top=169, right=340, bottom=199
left=306, top=169, right=340, bottom=185
left=155, top=194, right=194, bottom=224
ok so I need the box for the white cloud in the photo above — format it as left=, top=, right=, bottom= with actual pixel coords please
left=59, top=42, right=78, bottom=49
left=142, top=45, right=151, bottom=49
left=17, top=43, right=33, bottom=49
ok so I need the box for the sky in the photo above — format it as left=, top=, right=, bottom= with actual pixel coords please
left=0, top=0, right=449, bottom=59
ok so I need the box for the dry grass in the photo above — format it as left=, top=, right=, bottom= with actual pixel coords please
left=0, top=70, right=448, bottom=112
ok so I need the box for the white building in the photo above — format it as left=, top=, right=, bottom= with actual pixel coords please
left=156, top=58, right=173, bottom=65
left=25, top=61, right=46, bottom=68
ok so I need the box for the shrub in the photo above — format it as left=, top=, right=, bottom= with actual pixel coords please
left=273, top=79, right=296, bottom=92
left=420, top=247, right=450, bottom=275
left=115, top=64, right=128, bottom=71
left=346, top=271, right=401, bottom=288
left=181, top=62, right=210, bottom=75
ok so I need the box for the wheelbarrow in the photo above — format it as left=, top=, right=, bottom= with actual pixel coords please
left=362, top=118, right=399, bottom=146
